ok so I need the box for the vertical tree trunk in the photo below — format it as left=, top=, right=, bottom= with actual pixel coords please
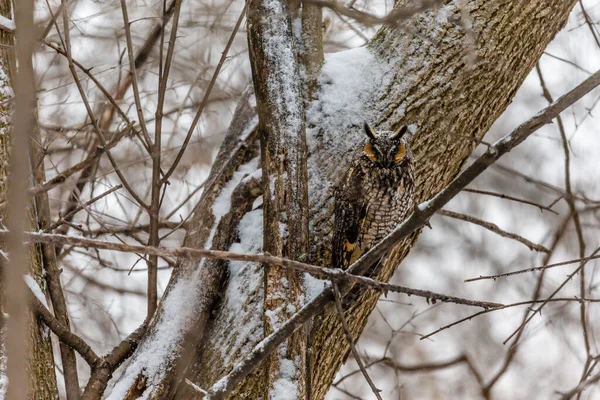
left=0, top=1, right=59, bottom=398
left=247, top=0, right=310, bottom=396
left=112, top=1, right=578, bottom=399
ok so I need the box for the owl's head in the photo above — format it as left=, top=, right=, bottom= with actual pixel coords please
left=362, top=122, right=412, bottom=168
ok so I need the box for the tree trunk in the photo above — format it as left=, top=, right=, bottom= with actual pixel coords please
left=0, top=1, right=59, bottom=398
left=111, top=0, right=577, bottom=398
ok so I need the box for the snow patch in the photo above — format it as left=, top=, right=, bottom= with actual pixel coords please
left=303, top=273, right=326, bottom=302
left=270, top=355, right=299, bottom=400
left=106, top=265, right=203, bottom=399
left=208, top=157, right=260, bottom=248
left=307, top=46, right=383, bottom=131
left=0, top=16, right=14, bottom=33
left=435, top=4, right=454, bottom=25
left=24, top=275, right=48, bottom=308
left=417, top=199, right=432, bottom=211
left=218, top=207, right=264, bottom=363
left=108, top=158, right=260, bottom=399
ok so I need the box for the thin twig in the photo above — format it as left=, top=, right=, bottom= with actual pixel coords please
left=53, top=0, right=178, bottom=252
left=60, top=2, right=149, bottom=210
left=502, top=246, right=600, bottom=345
left=7, top=229, right=502, bottom=309
left=301, top=0, right=444, bottom=27
left=464, top=254, right=600, bottom=282
left=145, top=0, right=182, bottom=321
left=462, top=188, right=558, bottom=214
left=48, top=185, right=123, bottom=231
left=160, top=2, right=248, bottom=184
left=421, top=297, right=600, bottom=341
left=28, top=124, right=132, bottom=198
left=332, top=281, right=383, bottom=400
left=438, top=209, right=550, bottom=253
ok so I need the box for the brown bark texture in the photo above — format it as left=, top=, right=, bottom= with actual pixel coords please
left=112, top=0, right=577, bottom=399
left=247, top=0, right=309, bottom=397
left=0, top=0, right=59, bottom=398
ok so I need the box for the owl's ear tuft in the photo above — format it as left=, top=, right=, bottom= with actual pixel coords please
left=363, top=122, right=377, bottom=140
left=391, top=125, right=408, bottom=140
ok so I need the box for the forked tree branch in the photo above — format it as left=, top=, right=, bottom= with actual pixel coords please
left=202, top=67, right=600, bottom=399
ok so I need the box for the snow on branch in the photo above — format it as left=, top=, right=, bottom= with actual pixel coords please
left=0, top=15, right=15, bottom=33
left=247, top=0, right=309, bottom=395
left=200, top=66, right=600, bottom=400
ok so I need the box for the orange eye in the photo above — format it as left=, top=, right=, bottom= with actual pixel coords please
left=394, top=143, right=406, bottom=163
left=364, top=142, right=378, bottom=162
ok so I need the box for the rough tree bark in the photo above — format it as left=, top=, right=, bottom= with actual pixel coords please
left=111, top=0, right=577, bottom=399
left=0, top=1, right=59, bottom=398
left=247, top=0, right=309, bottom=397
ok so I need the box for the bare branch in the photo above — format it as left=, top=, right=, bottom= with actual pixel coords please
left=438, top=209, right=550, bottom=253
left=465, top=253, right=600, bottom=282
left=30, top=292, right=100, bottom=367
left=332, top=281, right=383, bottom=400
left=5, top=229, right=502, bottom=309
left=161, top=2, right=248, bottom=183
left=301, top=0, right=444, bottom=27
left=462, top=188, right=558, bottom=214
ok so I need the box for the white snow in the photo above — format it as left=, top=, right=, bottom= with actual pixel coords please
left=0, top=373, right=7, bottom=400
left=417, top=199, right=432, bottom=211
left=435, top=4, right=453, bottom=25
left=0, top=59, right=13, bottom=139
left=307, top=46, right=383, bottom=131
left=208, top=157, right=260, bottom=248
left=492, top=133, right=513, bottom=147
left=261, top=0, right=304, bottom=140
left=215, top=207, right=264, bottom=364
left=24, top=275, right=48, bottom=308
left=107, top=157, right=260, bottom=399
left=270, top=354, right=299, bottom=400
left=0, top=16, right=15, bottom=33
left=106, top=265, right=204, bottom=399
left=303, top=272, right=326, bottom=302
left=252, top=195, right=263, bottom=210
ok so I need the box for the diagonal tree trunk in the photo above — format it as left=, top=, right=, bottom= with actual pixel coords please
left=111, top=0, right=578, bottom=399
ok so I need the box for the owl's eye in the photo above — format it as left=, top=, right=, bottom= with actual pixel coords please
left=392, top=143, right=407, bottom=163
left=364, top=142, right=381, bottom=162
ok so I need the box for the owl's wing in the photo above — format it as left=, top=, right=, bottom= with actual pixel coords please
left=332, top=166, right=368, bottom=269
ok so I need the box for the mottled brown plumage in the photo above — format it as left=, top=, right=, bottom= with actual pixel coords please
left=332, top=123, right=415, bottom=270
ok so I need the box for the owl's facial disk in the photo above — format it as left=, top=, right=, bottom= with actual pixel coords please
left=363, top=141, right=407, bottom=167
left=362, top=123, right=410, bottom=168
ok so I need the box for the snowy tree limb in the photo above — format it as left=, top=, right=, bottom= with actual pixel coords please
left=437, top=209, right=550, bottom=253
left=108, top=1, right=583, bottom=398
left=247, top=0, right=310, bottom=394
left=202, top=66, right=600, bottom=399
left=0, top=14, right=14, bottom=33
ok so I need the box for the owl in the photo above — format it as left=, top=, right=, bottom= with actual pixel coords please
left=332, top=122, right=415, bottom=271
